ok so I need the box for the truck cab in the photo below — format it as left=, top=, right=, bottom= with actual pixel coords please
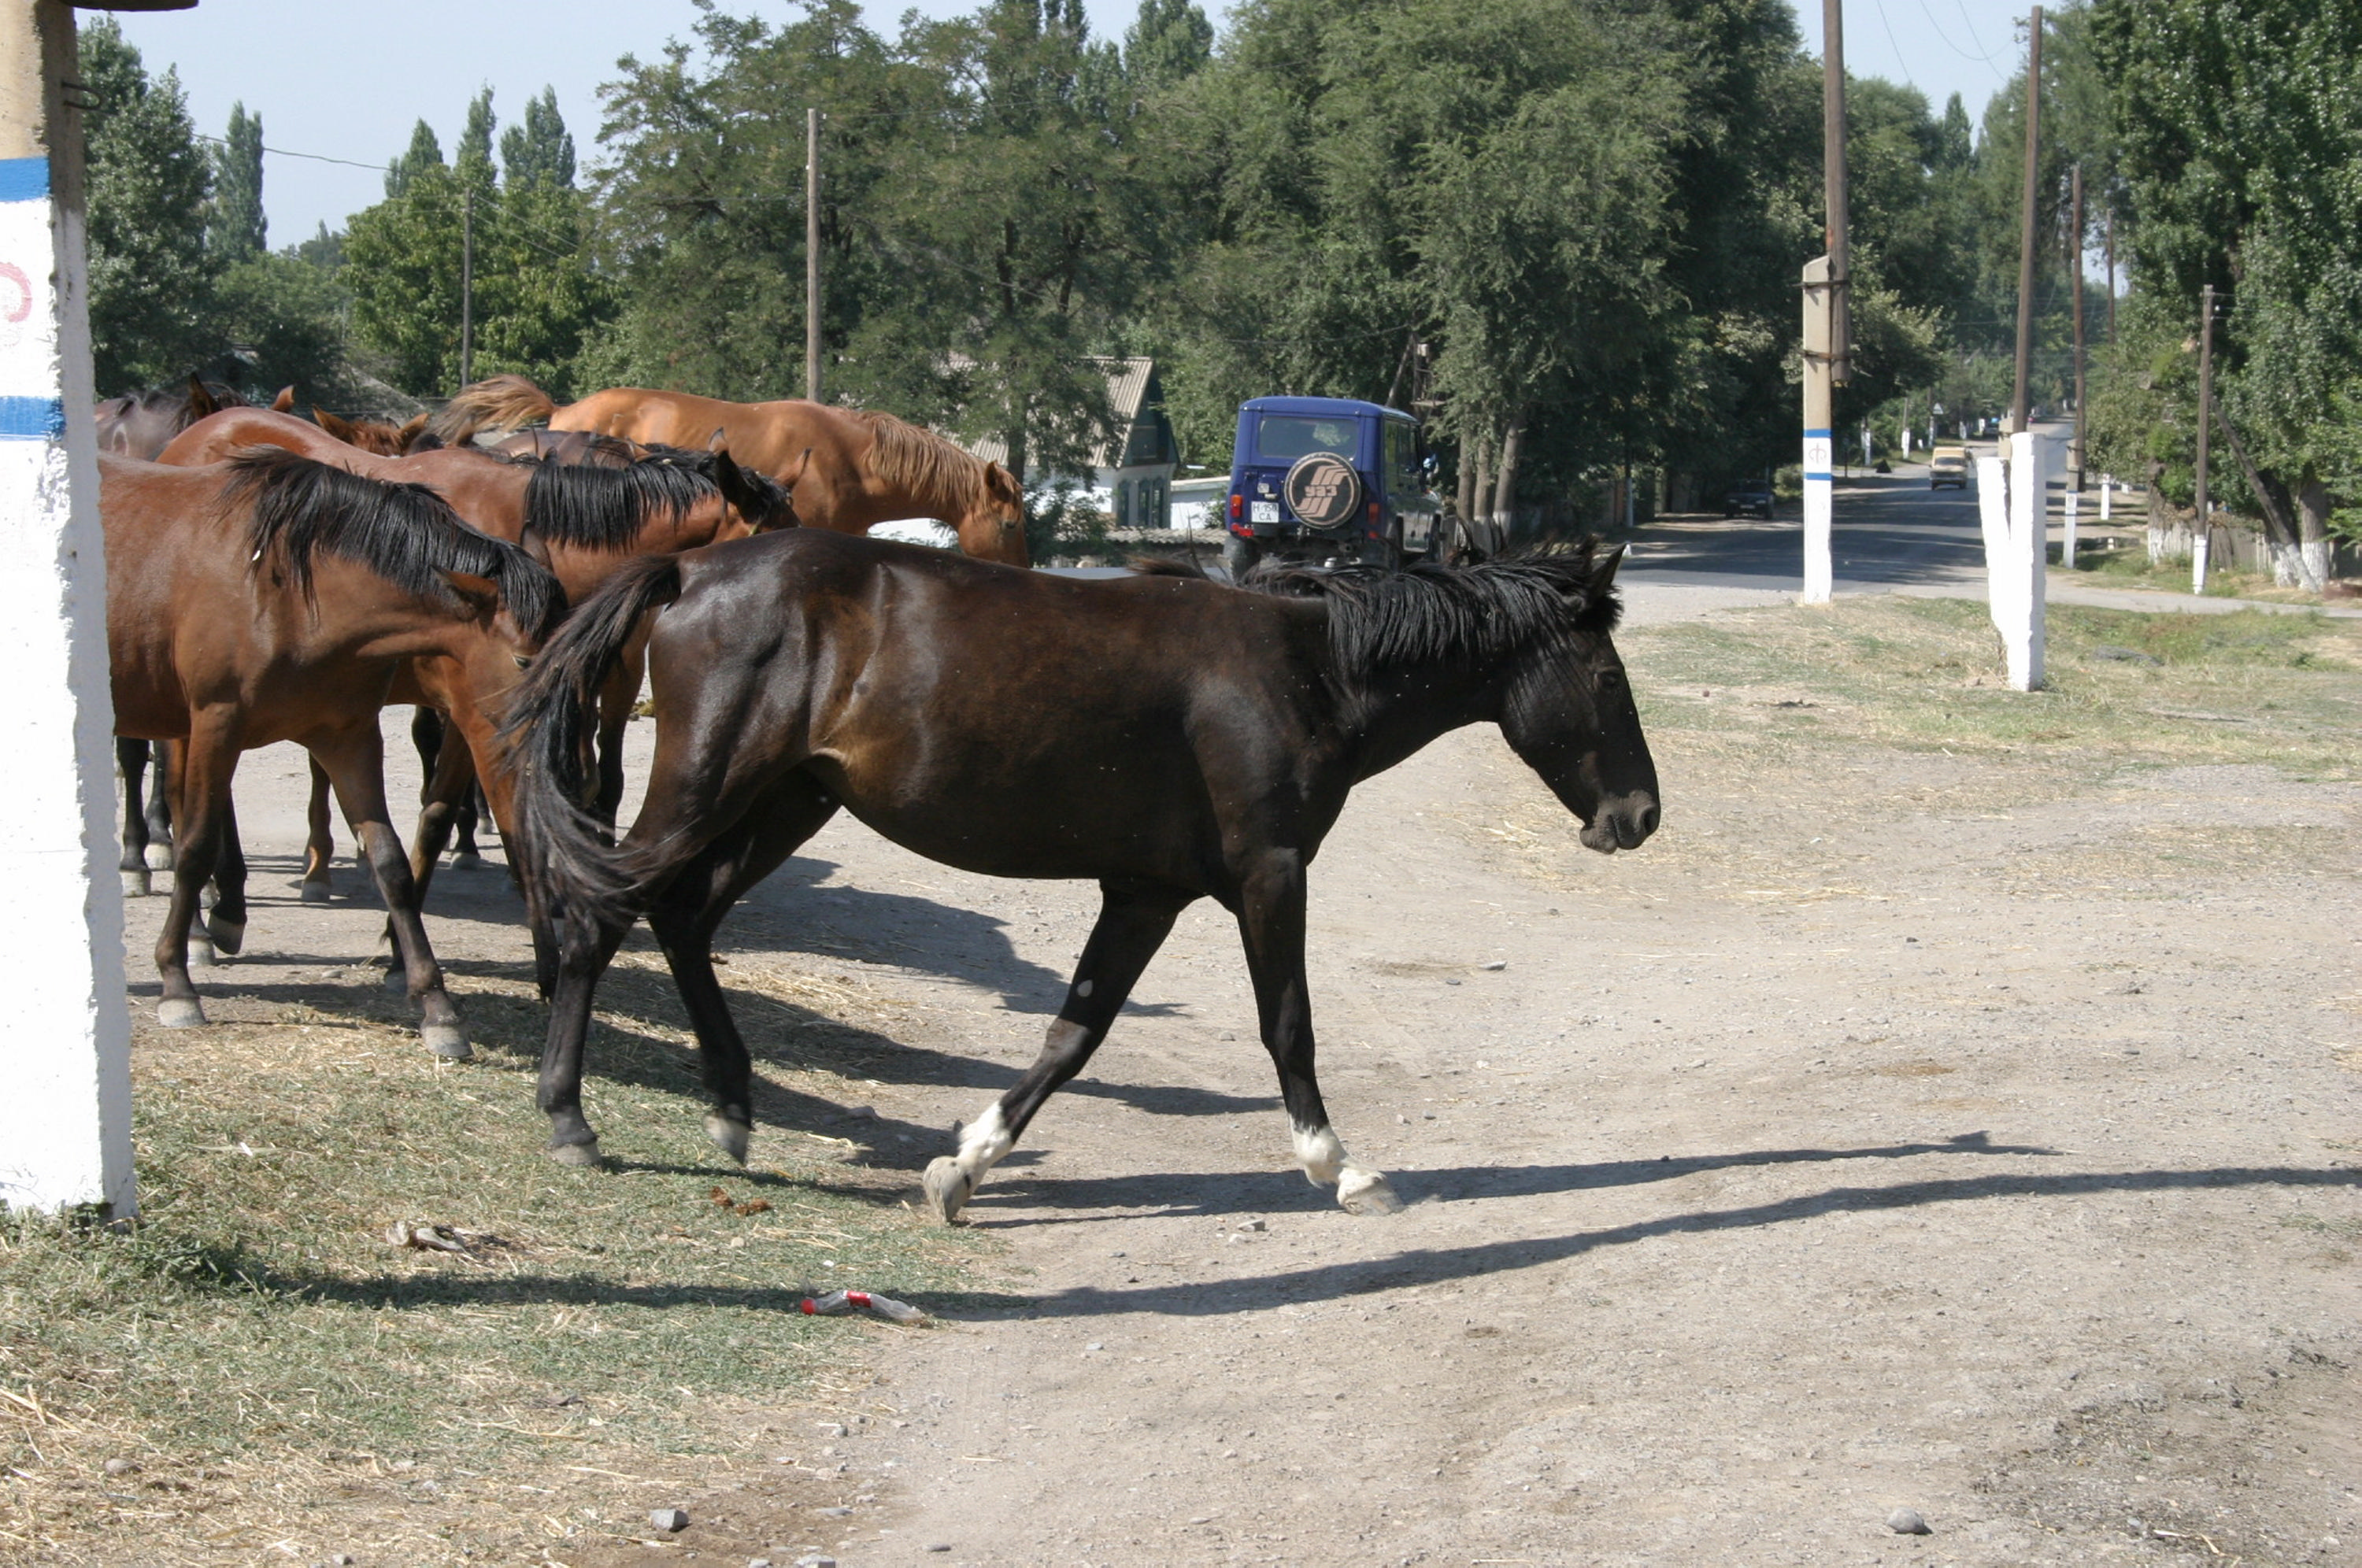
left=1224, top=396, right=1441, bottom=573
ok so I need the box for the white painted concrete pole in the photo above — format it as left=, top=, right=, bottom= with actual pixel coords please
left=1801, top=255, right=1834, bottom=605
left=2003, top=430, right=2049, bottom=691
left=0, top=1, right=136, bottom=1219
left=1977, top=453, right=2014, bottom=638
left=2062, top=486, right=2079, bottom=570
left=2100, top=473, right=2112, bottom=522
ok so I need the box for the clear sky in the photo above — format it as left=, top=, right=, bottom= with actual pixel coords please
left=109, top=0, right=2039, bottom=248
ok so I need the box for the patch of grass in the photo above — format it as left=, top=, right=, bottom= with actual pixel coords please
left=0, top=956, right=1003, bottom=1560
left=2066, top=540, right=2319, bottom=604
left=1622, top=595, right=2362, bottom=779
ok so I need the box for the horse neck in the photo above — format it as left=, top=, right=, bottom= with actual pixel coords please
left=1335, top=658, right=1503, bottom=783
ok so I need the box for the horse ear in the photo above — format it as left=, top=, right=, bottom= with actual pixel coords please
left=1589, top=544, right=1626, bottom=594
left=187, top=375, right=218, bottom=420
left=313, top=407, right=356, bottom=442
left=398, top=412, right=431, bottom=451
left=986, top=461, right=1022, bottom=507
left=271, top=386, right=296, bottom=413
left=439, top=570, right=502, bottom=614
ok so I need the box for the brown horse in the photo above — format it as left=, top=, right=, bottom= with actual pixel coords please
left=94, top=377, right=291, bottom=460
left=104, top=449, right=566, bottom=1055
left=311, top=405, right=438, bottom=455
left=151, top=408, right=794, bottom=905
left=434, top=374, right=1028, bottom=565
left=503, top=534, right=1659, bottom=1215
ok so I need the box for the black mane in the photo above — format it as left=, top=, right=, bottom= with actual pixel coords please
left=222, top=447, right=567, bottom=641
left=1236, top=544, right=1620, bottom=671
left=524, top=449, right=792, bottom=548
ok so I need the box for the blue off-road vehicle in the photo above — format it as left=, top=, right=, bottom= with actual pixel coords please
left=1224, top=396, right=1446, bottom=575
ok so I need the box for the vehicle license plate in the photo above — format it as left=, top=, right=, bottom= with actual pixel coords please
left=1250, top=501, right=1279, bottom=523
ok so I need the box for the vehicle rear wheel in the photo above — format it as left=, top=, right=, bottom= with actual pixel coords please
left=1222, top=531, right=1264, bottom=581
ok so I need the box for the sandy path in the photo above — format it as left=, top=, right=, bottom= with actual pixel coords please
left=118, top=579, right=2361, bottom=1568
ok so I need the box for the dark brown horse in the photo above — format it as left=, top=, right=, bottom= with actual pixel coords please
left=504, top=534, right=1659, bottom=1218
left=104, top=450, right=566, bottom=1054
left=435, top=374, right=1028, bottom=566
left=152, top=407, right=794, bottom=901
left=94, top=377, right=289, bottom=459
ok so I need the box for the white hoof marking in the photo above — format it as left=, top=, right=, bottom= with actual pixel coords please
left=143, top=843, right=174, bottom=872
left=121, top=870, right=151, bottom=899
left=299, top=879, right=332, bottom=904
left=1338, top=1167, right=1403, bottom=1215
left=1075, top=978, right=1094, bottom=997
left=1292, top=1125, right=1347, bottom=1185
left=157, top=997, right=206, bottom=1029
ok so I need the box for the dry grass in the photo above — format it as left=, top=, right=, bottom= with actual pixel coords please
left=1, top=949, right=1005, bottom=1564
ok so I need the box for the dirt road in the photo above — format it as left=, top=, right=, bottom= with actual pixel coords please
left=115, top=579, right=2360, bottom=1568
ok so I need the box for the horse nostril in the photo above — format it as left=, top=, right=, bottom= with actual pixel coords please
left=1638, top=803, right=1661, bottom=838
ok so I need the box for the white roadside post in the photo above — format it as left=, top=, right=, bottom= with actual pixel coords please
left=1801, top=254, right=1834, bottom=605
left=2100, top=472, right=2112, bottom=523
left=2002, top=430, right=2051, bottom=690
left=2062, top=483, right=2079, bottom=570
left=0, top=0, right=136, bottom=1219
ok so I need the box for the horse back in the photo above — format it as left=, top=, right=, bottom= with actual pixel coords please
left=553, top=388, right=859, bottom=493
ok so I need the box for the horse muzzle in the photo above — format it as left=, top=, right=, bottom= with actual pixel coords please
left=1579, top=794, right=1660, bottom=855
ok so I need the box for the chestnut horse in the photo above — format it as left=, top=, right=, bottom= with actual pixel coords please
left=502, top=534, right=1658, bottom=1215
left=104, top=450, right=565, bottom=1055
left=434, top=374, right=1028, bottom=566
left=150, top=408, right=794, bottom=907
left=310, top=405, right=439, bottom=455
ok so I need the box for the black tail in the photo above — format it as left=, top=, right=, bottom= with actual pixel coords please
left=502, top=553, right=684, bottom=942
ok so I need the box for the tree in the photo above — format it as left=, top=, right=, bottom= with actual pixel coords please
left=1123, top=0, right=1213, bottom=93
left=209, top=102, right=265, bottom=261
left=346, top=94, right=612, bottom=399
left=78, top=18, right=218, bottom=394
left=501, top=87, right=576, bottom=189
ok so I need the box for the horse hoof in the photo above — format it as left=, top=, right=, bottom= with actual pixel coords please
left=547, top=1138, right=604, bottom=1168
left=299, top=879, right=331, bottom=904
left=420, top=1021, right=472, bottom=1060
left=143, top=844, right=173, bottom=872
left=449, top=850, right=484, bottom=870
left=156, top=997, right=206, bottom=1029
left=380, top=964, right=409, bottom=993
left=1338, top=1169, right=1403, bottom=1216
left=922, top=1157, right=975, bottom=1225
left=188, top=937, right=217, bottom=970
left=121, top=869, right=151, bottom=899
left=206, top=917, right=245, bottom=957
left=704, top=1115, right=752, bottom=1166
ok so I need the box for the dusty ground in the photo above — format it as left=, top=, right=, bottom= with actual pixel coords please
left=104, top=580, right=2361, bottom=1568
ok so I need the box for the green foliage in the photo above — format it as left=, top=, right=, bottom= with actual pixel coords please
left=1122, top=0, right=1213, bottom=92
left=206, top=102, right=265, bottom=262
left=498, top=86, right=576, bottom=189
left=346, top=92, right=613, bottom=400
left=78, top=19, right=218, bottom=394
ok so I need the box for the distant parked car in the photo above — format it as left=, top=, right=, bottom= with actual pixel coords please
left=1928, top=445, right=1970, bottom=490
left=1723, top=480, right=1775, bottom=520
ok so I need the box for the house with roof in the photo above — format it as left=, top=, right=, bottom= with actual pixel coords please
left=962, top=357, right=1181, bottom=530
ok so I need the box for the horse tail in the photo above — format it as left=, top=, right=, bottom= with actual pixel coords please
left=432, top=374, right=557, bottom=446
left=502, top=553, right=684, bottom=941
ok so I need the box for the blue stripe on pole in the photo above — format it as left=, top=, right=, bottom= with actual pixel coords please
left=1802, top=427, right=1832, bottom=440
left=0, top=157, right=50, bottom=202
left=0, top=397, right=65, bottom=439
left=1804, top=472, right=1834, bottom=483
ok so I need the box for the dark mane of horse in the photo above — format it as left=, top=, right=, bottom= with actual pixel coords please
left=842, top=408, right=987, bottom=508
left=524, top=448, right=791, bottom=545
left=220, top=447, right=565, bottom=640
left=1225, top=545, right=1621, bottom=672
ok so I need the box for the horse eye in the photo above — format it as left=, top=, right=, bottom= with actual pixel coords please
left=512, top=654, right=532, bottom=670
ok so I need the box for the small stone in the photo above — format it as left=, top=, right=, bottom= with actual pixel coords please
left=795, top=1556, right=837, bottom=1568
left=749, top=1559, right=774, bottom=1568
left=330, top=1559, right=354, bottom=1567
left=1241, top=1219, right=1266, bottom=1232
left=1086, top=1341, right=1105, bottom=1352
left=925, top=1547, right=953, bottom=1555
left=818, top=1422, right=848, bottom=1437
left=1422, top=1111, right=1437, bottom=1120
left=1219, top=1030, right=1237, bottom=1041
left=103, top=1458, right=137, bottom=1477
left=1109, top=1249, right=1125, bottom=1258
left=816, top=1505, right=852, bottom=1517
left=1480, top=960, right=1507, bottom=971
left=1445, top=977, right=1462, bottom=986
left=1396, top=1114, right=1409, bottom=1124
left=650, top=1507, right=690, bottom=1533
left=1886, top=1507, right=1931, bottom=1535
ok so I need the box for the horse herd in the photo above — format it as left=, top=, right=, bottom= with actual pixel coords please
left=94, top=375, right=1660, bottom=1222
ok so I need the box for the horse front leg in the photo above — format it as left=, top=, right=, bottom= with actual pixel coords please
left=308, top=725, right=471, bottom=1060
left=207, top=793, right=248, bottom=956
left=117, top=738, right=154, bottom=897
left=1236, top=851, right=1401, bottom=1215
left=413, top=706, right=483, bottom=866
left=299, top=756, right=336, bottom=903
left=925, top=878, right=1195, bottom=1223
left=154, top=724, right=237, bottom=1027
left=143, top=738, right=176, bottom=872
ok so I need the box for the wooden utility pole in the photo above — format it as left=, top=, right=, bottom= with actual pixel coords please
left=2010, top=5, right=2042, bottom=434
left=1801, top=0, right=1848, bottom=606
left=2194, top=282, right=2215, bottom=592
left=805, top=107, right=822, bottom=404
left=459, top=187, right=474, bottom=389
left=2070, top=164, right=2086, bottom=490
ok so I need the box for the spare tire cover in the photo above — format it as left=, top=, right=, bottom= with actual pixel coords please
left=1284, top=452, right=1364, bottom=531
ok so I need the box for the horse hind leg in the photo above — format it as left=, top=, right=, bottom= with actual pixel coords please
left=299, top=756, right=336, bottom=902
left=117, top=738, right=154, bottom=897
left=205, top=793, right=249, bottom=956
left=924, top=879, right=1194, bottom=1223
left=143, top=739, right=178, bottom=871
left=154, top=727, right=239, bottom=1027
